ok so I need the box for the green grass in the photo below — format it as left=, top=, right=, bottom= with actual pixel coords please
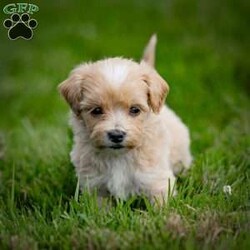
left=0, top=0, right=249, bottom=249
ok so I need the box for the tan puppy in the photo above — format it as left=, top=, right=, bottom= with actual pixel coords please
left=59, top=35, right=192, bottom=205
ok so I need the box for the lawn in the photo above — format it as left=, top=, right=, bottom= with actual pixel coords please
left=0, top=0, right=249, bottom=249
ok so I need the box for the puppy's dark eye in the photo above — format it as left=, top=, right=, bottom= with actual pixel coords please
left=90, top=107, right=103, bottom=116
left=129, top=106, right=141, bottom=116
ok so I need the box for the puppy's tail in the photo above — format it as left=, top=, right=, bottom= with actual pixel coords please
left=141, top=34, right=157, bottom=67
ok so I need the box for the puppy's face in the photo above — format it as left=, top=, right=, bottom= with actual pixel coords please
left=59, top=58, right=168, bottom=151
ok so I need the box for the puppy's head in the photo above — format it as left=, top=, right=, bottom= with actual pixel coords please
left=59, top=59, right=168, bottom=150
left=59, top=37, right=169, bottom=151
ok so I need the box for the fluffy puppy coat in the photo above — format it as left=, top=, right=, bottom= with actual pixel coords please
left=59, top=35, right=192, bottom=204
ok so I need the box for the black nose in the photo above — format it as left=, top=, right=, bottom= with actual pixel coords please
left=107, top=130, right=126, bottom=143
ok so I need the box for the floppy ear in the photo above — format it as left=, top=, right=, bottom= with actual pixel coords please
left=141, top=64, right=169, bottom=113
left=58, top=73, right=84, bottom=116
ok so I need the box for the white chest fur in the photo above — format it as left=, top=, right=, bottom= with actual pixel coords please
left=105, top=158, right=136, bottom=199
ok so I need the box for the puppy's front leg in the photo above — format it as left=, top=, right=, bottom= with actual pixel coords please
left=96, top=188, right=113, bottom=210
left=137, top=169, right=176, bottom=207
left=149, top=190, right=170, bottom=207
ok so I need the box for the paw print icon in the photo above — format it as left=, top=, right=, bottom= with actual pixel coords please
left=3, top=13, right=38, bottom=40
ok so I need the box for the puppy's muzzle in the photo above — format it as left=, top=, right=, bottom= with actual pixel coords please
left=107, top=129, right=126, bottom=144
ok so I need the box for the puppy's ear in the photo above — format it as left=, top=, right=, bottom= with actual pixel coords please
left=141, top=34, right=157, bottom=67
left=141, top=63, right=169, bottom=113
left=58, top=73, right=84, bottom=115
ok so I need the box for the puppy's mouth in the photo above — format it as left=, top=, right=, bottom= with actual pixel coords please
left=109, top=145, right=125, bottom=150
left=97, top=144, right=131, bottom=150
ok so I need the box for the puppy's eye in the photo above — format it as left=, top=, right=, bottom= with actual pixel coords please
left=129, top=106, right=141, bottom=117
left=90, top=107, right=103, bottom=116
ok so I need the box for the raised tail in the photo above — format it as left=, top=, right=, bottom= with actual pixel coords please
left=141, top=34, right=157, bottom=67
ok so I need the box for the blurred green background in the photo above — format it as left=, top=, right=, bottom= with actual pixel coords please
left=0, top=0, right=249, bottom=248
left=0, top=0, right=249, bottom=148
left=0, top=0, right=249, bottom=205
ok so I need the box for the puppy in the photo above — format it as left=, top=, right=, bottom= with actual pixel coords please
left=59, top=35, right=192, bottom=205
